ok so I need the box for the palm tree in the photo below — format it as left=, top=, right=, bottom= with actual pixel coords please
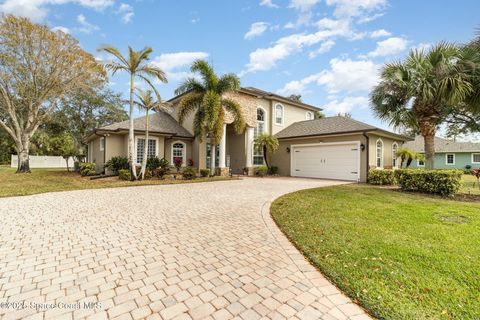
left=134, top=89, right=167, bottom=180
left=370, top=43, right=474, bottom=169
left=98, top=46, right=167, bottom=180
left=396, top=147, right=424, bottom=168
left=254, top=133, right=279, bottom=169
left=175, top=60, right=245, bottom=175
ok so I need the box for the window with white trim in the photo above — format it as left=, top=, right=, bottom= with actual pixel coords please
left=446, top=153, right=455, bottom=165
left=274, top=104, right=284, bottom=125
left=254, top=108, right=265, bottom=137
left=376, top=139, right=383, bottom=168
left=136, top=138, right=156, bottom=164
left=172, top=142, right=185, bottom=166
left=472, top=153, right=480, bottom=164
left=306, top=111, right=314, bottom=120
left=392, top=142, right=398, bottom=168
left=100, top=137, right=105, bottom=151
left=253, top=144, right=264, bottom=165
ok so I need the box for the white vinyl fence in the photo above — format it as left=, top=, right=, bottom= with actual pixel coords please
left=11, top=155, right=75, bottom=169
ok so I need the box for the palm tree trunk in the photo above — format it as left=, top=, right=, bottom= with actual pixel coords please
left=420, top=119, right=436, bottom=169
left=128, top=73, right=137, bottom=181
left=210, top=144, right=216, bottom=176
left=140, top=108, right=149, bottom=180
left=263, top=145, right=269, bottom=168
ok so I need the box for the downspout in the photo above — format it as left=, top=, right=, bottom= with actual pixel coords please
left=363, top=132, right=369, bottom=183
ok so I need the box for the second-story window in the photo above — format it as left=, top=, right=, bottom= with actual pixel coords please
left=306, top=111, right=314, bottom=120
left=275, top=104, right=284, bottom=125
left=255, top=108, right=265, bottom=137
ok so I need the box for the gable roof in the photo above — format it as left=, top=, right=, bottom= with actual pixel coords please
left=275, top=116, right=410, bottom=140
left=403, top=136, right=480, bottom=153
left=91, top=110, right=193, bottom=138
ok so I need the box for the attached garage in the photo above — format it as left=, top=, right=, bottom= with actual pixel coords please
left=291, top=142, right=360, bottom=181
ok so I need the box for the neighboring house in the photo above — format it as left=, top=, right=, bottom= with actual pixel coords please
left=86, top=86, right=409, bottom=182
left=403, top=136, right=480, bottom=169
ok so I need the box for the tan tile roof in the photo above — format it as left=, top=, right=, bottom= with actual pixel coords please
left=403, top=136, right=480, bottom=152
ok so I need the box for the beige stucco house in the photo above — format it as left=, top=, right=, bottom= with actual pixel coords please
left=86, top=86, right=409, bottom=182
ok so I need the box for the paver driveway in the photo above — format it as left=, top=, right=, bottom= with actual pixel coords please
left=0, top=177, right=370, bottom=320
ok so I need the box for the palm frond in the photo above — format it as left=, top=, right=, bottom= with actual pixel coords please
left=177, top=93, right=202, bottom=125
left=222, top=98, right=245, bottom=134
left=175, top=78, right=205, bottom=96
left=138, top=65, right=167, bottom=83
left=217, top=73, right=240, bottom=94
left=202, top=90, right=221, bottom=131
left=102, top=62, right=128, bottom=76
left=97, top=46, right=129, bottom=67
left=191, top=60, right=218, bottom=90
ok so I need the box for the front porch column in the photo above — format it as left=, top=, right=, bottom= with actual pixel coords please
left=246, top=127, right=254, bottom=175
left=218, top=123, right=227, bottom=168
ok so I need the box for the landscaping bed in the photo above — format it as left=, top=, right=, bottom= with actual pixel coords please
left=271, top=184, right=480, bottom=319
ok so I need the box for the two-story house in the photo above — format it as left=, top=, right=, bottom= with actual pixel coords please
left=86, top=86, right=410, bottom=182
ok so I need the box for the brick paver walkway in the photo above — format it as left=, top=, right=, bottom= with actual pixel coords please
left=0, top=177, right=370, bottom=320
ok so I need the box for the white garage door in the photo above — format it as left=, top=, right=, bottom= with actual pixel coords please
left=291, top=142, right=360, bottom=181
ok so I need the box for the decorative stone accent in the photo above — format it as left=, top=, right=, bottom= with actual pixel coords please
left=215, top=167, right=230, bottom=176
left=246, top=167, right=256, bottom=176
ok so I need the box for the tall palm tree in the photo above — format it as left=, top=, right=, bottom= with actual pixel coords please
left=134, top=89, right=167, bottom=180
left=254, top=133, right=279, bottom=169
left=370, top=43, right=474, bottom=169
left=175, top=60, right=245, bottom=175
left=98, top=46, right=167, bottom=180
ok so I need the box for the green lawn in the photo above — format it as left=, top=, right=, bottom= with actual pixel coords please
left=460, top=174, right=480, bottom=195
left=0, top=166, right=234, bottom=197
left=271, top=184, right=480, bottom=320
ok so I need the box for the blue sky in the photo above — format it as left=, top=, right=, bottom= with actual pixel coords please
left=1, top=0, right=479, bottom=133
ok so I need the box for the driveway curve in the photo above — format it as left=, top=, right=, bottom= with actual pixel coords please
left=0, top=177, right=370, bottom=320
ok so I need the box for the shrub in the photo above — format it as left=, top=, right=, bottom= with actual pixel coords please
left=182, top=167, right=197, bottom=180
left=73, top=161, right=80, bottom=172
left=394, top=169, right=462, bottom=196
left=368, top=169, right=395, bottom=185
left=200, top=169, right=210, bottom=177
left=79, top=162, right=96, bottom=176
left=118, top=169, right=131, bottom=180
left=187, top=158, right=194, bottom=167
left=146, top=157, right=161, bottom=170
left=174, top=157, right=183, bottom=172
left=257, top=165, right=268, bottom=177
left=269, top=166, right=279, bottom=175
left=104, top=156, right=129, bottom=174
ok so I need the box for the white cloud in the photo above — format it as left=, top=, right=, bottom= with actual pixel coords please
left=325, top=0, right=386, bottom=18
left=117, top=3, right=134, bottom=24
left=152, top=52, right=209, bottom=81
left=259, top=0, right=279, bottom=8
left=0, top=0, right=113, bottom=22
left=323, top=96, right=369, bottom=113
left=412, top=42, right=432, bottom=52
left=308, top=40, right=335, bottom=58
left=277, top=74, right=320, bottom=95
left=317, top=58, right=380, bottom=93
left=241, top=19, right=356, bottom=75
left=76, top=14, right=99, bottom=34
left=370, top=29, right=391, bottom=38
left=289, top=0, right=321, bottom=11
left=51, top=26, right=70, bottom=34
left=244, top=22, right=269, bottom=39
left=367, top=36, right=408, bottom=57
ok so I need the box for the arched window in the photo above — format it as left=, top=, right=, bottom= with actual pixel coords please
left=172, top=141, right=185, bottom=166
left=376, top=139, right=384, bottom=168
left=392, top=142, right=398, bottom=168
left=254, top=108, right=265, bottom=137
left=274, top=104, right=284, bottom=125
left=306, top=111, right=314, bottom=120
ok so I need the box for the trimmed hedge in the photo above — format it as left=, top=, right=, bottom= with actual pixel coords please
left=182, top=167, right=197, bottom=180
left=199, top=169, right=210, bottom=177
left=368, top=169, right=395, bottom=185
left=118, top=169, right=131, bottom=180
left=79, top=162, right=96, bottom=176
left=394, top=169, right=462, bottom=196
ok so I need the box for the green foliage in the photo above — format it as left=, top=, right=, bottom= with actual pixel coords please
left=254, top=133, right=279, bottom=168
left=79, top=162, right=96, bottom=176
left=146, top=157, right=161, bottom=170
left=146, top=157, right=169, bottom=178
left=200, top=169, right=210, bottom=177
left=118, top=169, right=131, bottom=180
left=182, top=167, right=197, bottom=180
left=269, top=166, right=279, bottom=175
left=396, top=147, right=423, bottom=167
left=256, top=165, right=268, bottom=177
left=368, top=169, right=396, bottom=185
left=105, top=156, right=129, bottom=174
left=394, top=169, right=462, bottom=196
left=0, top=130, right=15, bottom=164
